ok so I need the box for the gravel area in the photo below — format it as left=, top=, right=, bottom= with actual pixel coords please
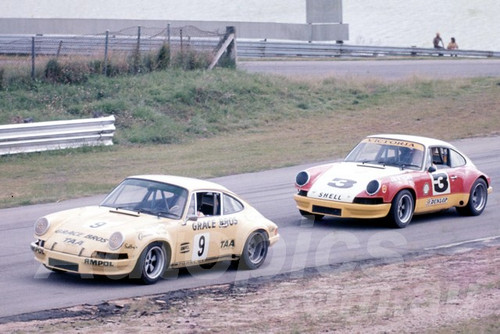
left=1, top=243, right=499, bottom=333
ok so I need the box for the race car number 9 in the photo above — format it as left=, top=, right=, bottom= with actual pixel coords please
left=431, top=172, right=451, bottom=195
left=192, top=233, right=210, bottom=261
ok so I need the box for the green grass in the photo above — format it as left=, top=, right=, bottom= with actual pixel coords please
left=1, top=68, right=500, bottom=208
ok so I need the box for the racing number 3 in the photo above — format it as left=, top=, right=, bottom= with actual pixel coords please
left=192, top=233, right=210, bottom=261
left=328, top=178, right=357, bottom=189
left=432, top=172, right=451, bottom=195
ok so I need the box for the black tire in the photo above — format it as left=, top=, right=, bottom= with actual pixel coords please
left=457, top=178, right=488, bottom=216
left=388, top=190, right=414, bottom=228
left=299, top=210, right=324, bottom=221
left=132, top=242, right=168, bottom=285
left=200, top=262, right=216, bottom=269
left=239, top=231, right=269, bottom=270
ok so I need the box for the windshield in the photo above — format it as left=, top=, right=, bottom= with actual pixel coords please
left=345, top=138, right=425, bottom=170
left=101, top=178, right=188, bottom=219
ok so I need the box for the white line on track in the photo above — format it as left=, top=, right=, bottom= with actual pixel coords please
left=424, top=235, right=500, bottom=251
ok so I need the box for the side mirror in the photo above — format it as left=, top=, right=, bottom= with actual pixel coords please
left=182, top=215, right=198, bottom=226
left=428, top=166, right=436, bottom=173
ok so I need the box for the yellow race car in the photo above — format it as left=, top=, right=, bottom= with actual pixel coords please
left=31, top=175, right=279, bottom=284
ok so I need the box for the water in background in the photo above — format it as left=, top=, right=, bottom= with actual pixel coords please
left=344, top=0, right=500, bottom=51
left=4, top=0, right=499, bottom=51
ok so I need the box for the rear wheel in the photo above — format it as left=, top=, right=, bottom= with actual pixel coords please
left=388, top=190, right=414, bottom=228
left=457, top=178, right=488, bottom=216
left=239, top=231, right=269, bottom=270
left=132, top=242, right=168, bottom=284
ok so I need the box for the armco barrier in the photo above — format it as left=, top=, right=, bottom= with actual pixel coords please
left=1, top=35, right=499, bottom=59
left=0, top=115, right=115, bottom=155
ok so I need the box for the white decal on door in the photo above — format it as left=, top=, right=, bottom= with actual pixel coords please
left=431, top=172, right=451, bottom=195
left=192, top=233, right=210, bottom=261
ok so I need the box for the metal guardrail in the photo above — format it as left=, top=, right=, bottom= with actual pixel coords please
left=237, top=41, right=500, bottom=59
left=0, top=116, right=115, bottom=155
left=0, top=34, right=499, bottom=59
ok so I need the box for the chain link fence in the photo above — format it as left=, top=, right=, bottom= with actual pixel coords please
left=0, top=25, right=227, bottom=85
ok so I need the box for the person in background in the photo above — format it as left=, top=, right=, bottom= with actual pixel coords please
left=447, top=37, right=458, bottom=50
left=433, top=32, right=444, bottom=49
left=447, top=37, right=459, bottom=57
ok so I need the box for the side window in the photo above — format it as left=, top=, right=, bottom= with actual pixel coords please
left=223, top=194, right=244, bottom=215
left=187, top=193, right=196, bottom=217
left=196, top=192, right=221, bottom=216
left=430, top=147, right=450, bottom=169
left=449, top=149, right=466, bottom=167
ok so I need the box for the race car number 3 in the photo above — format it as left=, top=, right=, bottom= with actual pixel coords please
left=192, top=233, right=210, bottom=261
left=431, top=172, right=451, bottom=195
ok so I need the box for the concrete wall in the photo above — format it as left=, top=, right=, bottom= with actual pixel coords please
left=0, top=0, right=348, bottom=42
left=307, top=0, right=343, bottom=23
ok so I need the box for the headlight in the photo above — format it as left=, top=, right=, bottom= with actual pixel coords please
left=108, top=232, right=124, bottom=250
left=296, top=171, right=310, bottom=187
left=34, top=217, right=50, bottom=236
left=366, top=180, right=380, bottom=195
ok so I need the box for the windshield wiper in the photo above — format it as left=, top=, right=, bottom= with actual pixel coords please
left=357, top=160, right=386, bottom=169
left=400, top=164, right=421, bottom=170
left=137, top=208, right=179, bottom=219
left=109, top=207, right=140, bottom=217
left=156, top=211, right=180, bottom=219
left=137, top=208, right=156, bottom=216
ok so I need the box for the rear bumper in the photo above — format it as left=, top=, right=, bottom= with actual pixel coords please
left=269, top=233, right=280, bottom=247
left=294, top=194, right=391, bottom=219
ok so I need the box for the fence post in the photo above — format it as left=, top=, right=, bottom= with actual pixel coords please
left=167, top=23, right=171, bottom=49
left=31, top=37, right=35, bottom=80
left=134, top=26, right=141, bottom=73
left=208, top=26, right=236, bottom=70
left=180, top=28, right=183, bottom=54
left=226, top=26, right=236, bottom=64
left=103, top=30, right=109, bottom=75
left=56, top=40, right=63, bottom=58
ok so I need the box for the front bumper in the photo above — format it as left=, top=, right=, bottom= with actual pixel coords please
left=294, top=194, right=391, bottom=219
left=31, top=242, right=135, bottom=277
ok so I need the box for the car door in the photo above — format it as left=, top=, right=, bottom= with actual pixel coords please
left=217, top=192, right=245, bottom=257
left=426, top=146, right=466, bottom=208
left=173, top=191, right=223, bottom=267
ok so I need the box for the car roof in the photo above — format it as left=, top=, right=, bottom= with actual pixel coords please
left=126, top=175, right=230, bottom=192
left=368, top=134, right=455, bottom=149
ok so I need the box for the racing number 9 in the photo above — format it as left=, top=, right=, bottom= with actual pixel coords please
left=192, top=233, right=210, bottom=261
left=198, top=235, right=205, bottom=257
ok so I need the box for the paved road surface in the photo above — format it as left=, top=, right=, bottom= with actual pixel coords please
left=239, top=59, right=500, bottom=81
left=0, top=136, right=499, bottom=320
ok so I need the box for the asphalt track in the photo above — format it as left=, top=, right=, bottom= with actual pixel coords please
left=1, top=136, right=499, bottom=320
left=239, top=59, right=500, bottom=81
left=1, top=60, right=500, bottom=320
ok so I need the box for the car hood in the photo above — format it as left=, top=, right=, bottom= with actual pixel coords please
left=42, top=206, right=173, bottom=251
left=308, top=162, right=409, bottom=203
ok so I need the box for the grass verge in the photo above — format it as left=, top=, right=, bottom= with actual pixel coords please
left=1, top=71, right=499, bottom=208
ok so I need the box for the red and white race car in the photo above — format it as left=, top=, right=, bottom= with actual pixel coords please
left=294, top=134, right=493, bottom=228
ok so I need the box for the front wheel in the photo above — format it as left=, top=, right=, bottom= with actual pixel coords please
left=132, top=242, right=168, bottom=284
left=388, top=190, right=414, bottom=228
left=457, top=178, right=488, bottom=216
left=239, top=231, right=269, bottom=270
